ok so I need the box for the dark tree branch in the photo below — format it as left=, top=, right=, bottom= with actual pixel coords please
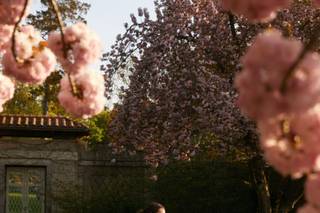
left=281, top=25, right=320, bottom=93
left=228, top=12, right=240, bottom=48
left=49, top=0, right=79, bottom=97
left=48, top=0, right=67, bottom=58
left=12, top=0, right=30, bottom=63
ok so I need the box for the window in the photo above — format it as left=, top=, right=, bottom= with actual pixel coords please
left=6, top=167, right=46, bottom=213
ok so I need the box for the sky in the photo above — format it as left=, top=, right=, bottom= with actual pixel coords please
left=32, top=0, right=155, bottom=52
left=31, top=1, right=154, bottom=107
left=86, top=1, right=155, bottom=107
left=85, top=1, right=155, bottom=52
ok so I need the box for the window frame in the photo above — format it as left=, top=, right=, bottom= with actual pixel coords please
left=5, top=166, right=47, bottom=213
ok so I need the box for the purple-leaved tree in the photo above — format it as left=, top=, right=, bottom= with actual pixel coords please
left=103, top=0, right=320, bottom=212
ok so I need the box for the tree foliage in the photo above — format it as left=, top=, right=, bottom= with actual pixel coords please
left=102, top=1, right=320, bottom=211
left=1, top=0, right=91, bottom=116
left=2, top=84, right=42, bottom=115
left=81, top=111, right=113, bottom=146
left=28, top=0, right=90, bottom=34
left=103, top=0, right=319, bottom=165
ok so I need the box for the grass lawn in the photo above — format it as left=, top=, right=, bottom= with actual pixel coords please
left=7, top=193, right=43, bottom=213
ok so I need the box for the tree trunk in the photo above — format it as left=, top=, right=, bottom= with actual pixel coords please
left=249, top=156, right=272, bottom=213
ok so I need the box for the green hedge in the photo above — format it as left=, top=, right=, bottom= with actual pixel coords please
left=55, top=159, right=259, bottom=213
left=151, top=160, right=256, bottom=213
left=152, top=160, right=304, bottom=212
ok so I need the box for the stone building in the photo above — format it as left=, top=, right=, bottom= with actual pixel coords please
left=0, top=115, right=145, bottom=213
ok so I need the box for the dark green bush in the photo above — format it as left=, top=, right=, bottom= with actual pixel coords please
left=150, top=159, right=256, bottom=213
left=55, top=175, right=147, bottom=213
left=55, top=159, right=258, bottom=213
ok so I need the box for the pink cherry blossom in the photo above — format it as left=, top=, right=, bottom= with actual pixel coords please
left=0, top=0, right=32, bottom=25
left=2, top=25, right=56, bottom=84
left=48, top=22, right=102, bottom=74
left=258, top=107, right=320, bottom=178
left=58, top=70, right=106, bottom=118
left=221, top=0, right=291, bottom=22
left=305, top=173, right=320, bottom=206
left=236, top=30, right=320, bottom=121
left=0, top=74, right=15, bottom=112
left=298, top=204, right=319, bottom=213
left=313, top=0, right=320, bottom=7
left=2, top=48, right=57, bottom=84
left=10, top=25, right=42, bottom=60
left=0, top=25, right=13, bottom=52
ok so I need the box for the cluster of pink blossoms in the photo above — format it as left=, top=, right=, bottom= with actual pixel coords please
left=222, top=0, right=291, bottom=22
left=236, top=30, right=320, bottom=212
left=0, top=1, right=105, bottom=118
left=228, top=1, right=320, bottom=211
left=258, top=107, right=320, bottom=178
left=48, top=22, right=102, bottom=74
left=58, top=69, right=105, bottom=119
left=300, top=173, right=320, bottom=213
left=222, top=0, right=320, bottom=22
left=236, top=30, right=320, bottom=121
left=3, top=25, right=57, bottom=84
left=0, top=25, right=13, bottom=51
left=0, top=74, right=15, bottom=112
left=48, top=22, right=105, bottom=118
left=0, top=0, right=32, bottom=25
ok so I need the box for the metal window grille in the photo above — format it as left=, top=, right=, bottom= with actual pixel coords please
left=6, top=167, right=45, bottom=213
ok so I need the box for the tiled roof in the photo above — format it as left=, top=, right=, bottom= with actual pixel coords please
left=0, top=115, right=89, bottom=138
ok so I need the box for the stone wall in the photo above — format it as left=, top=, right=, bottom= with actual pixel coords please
left=0, top=137, right=145, bottom=213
